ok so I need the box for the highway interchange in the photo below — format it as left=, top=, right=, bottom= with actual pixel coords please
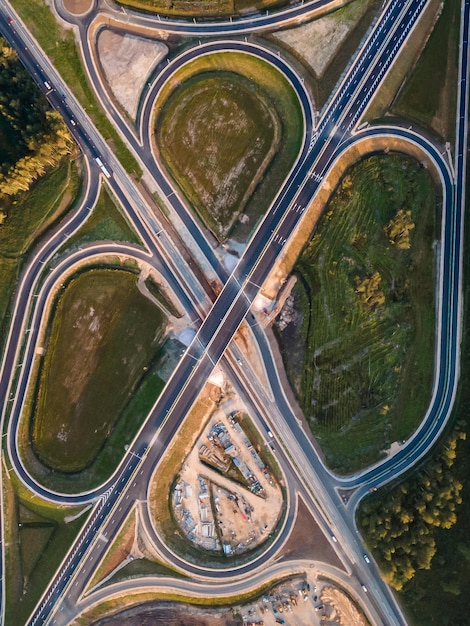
left=0, top=0, right=468, bottom=624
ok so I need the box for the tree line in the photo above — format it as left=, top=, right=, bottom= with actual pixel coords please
left=359, top=427, right=466, bottom=590
left=0, top=38, right=73, bottom=197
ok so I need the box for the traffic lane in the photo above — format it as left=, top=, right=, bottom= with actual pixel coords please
left=90, top=0, right=346, bottom=37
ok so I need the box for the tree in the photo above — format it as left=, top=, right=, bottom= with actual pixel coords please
left=384, top=208, right=415, bottom=249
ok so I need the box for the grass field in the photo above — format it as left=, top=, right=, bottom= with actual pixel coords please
left=31, top=268, right=167, bottom=472
left=11, top=0, right=141, bottom=177
left=154, top=53, right=303, bottom=242
left=157, top=73, right=280, bottom=238
left=392, top=0, right=460, bottom=140
left=0, top=158, right=81, bottom=349
left=276, top=154, right=436, bottom=473
left=3, top=471, right=87, bottom=626
left=60, top=184, right=142, bottom=252
left=117, top=0, right=287, bottom=17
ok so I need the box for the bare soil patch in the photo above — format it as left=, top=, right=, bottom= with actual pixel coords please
left=171, top=403, right=283, bottom=556
left=272, top=0, right=373, bottom=77
left=97, top=29, right=168, bottom=119
left=279, top=495, right=344, bottom=570
left=63, top=0, right=93, bottom=14
left=319, top=586, right=367, bottom=626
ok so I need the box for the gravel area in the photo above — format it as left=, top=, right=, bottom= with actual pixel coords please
left=63, top=0, right=93, bottom=14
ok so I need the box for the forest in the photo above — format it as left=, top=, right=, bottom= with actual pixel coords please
left=0, top=37, right=73, bottom=203
left=359, top=427, right=466, bottom=591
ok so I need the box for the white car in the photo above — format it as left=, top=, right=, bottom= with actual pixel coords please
left=363, top=554, right=370, bottom=564
left=331, top=535, right=337, bottom=542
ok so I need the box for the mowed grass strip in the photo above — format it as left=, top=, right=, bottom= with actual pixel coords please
left=277, top=154, right=436, bottom=473
left=392, top=0, right=460, bottom=139
left=32, top=269, right=167, bottom=472
left=154, top=54, right=303, bottom=241
left=157, top=73, right=280, bottom=238
left=116, top=0, right=286, bottom=17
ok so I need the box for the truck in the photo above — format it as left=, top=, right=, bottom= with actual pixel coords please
left=95, top=157, right=111, bottom=179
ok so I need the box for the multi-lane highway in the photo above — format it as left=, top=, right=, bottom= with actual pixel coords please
left=0, top=0, right=468, bottom=624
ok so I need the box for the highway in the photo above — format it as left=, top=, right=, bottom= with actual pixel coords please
left=0, top=0, right=468, bottom=624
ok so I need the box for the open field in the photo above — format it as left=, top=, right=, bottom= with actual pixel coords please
left=157, top=73, right=280, bottom=239
left=31, top=268, right=167, bottom=472
left=3, top=470, right=87, bottom=626
left=276, top=154, right=436, bottom=473
left=117, top=0, right=288, bottom=18
left=19, top=274, right=172, bottom=493
left=0, top=157, right=81, bottom=349
left=12, top=0, right=141, bottom=177
left=391, top=0, right=460, bottom=141
left=153, top=52, right=303, bottom=242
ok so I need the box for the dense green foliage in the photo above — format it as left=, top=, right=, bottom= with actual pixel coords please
left=277, top=154, right=436, bottom=472
left=359, top=428, right=465, bottom=591
left=0, top=38, right=73, bottom=198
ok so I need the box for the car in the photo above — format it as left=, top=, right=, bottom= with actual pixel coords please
left=267, top=430, right=274, bottom=438
left=363, top=553, right=370, bottom=564
left=7, top=16, right=12, bottom=24
left=331, top=534, right=337, bottom=542
left=361, top=584, right=368, bottom=592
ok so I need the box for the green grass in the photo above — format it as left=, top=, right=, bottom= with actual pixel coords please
left=31, top=268, right=167, bottom=472
left=387, top=146, right=470, bottom=626
left=107, top=557, right=185, bottom=584
left=19, top=319, right=168, bottom=494
left=154, top=52, right=303, bottom=242
left=0, top=158, right=81, bottom=347
left=157, top=72, right=280, bottom=239
left=20, top=524, right=56, bottom=579
left=61, top=184, right=142, bottom=252
left=392, top=0, right=460, bottom=139
left=276, top=154, right=436, bottom=473
left=0, top=159, right=80, bottom=256
left=117, top=0, right=287, bottom=17
left=11, top=0, right=141, bottom=177
left=4, top=472, right=87, bottom=626
left=144, top=276, right=181, bottom=317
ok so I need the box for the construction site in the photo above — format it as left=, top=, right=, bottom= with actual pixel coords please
left=171, top=404, right=284, bottom=555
